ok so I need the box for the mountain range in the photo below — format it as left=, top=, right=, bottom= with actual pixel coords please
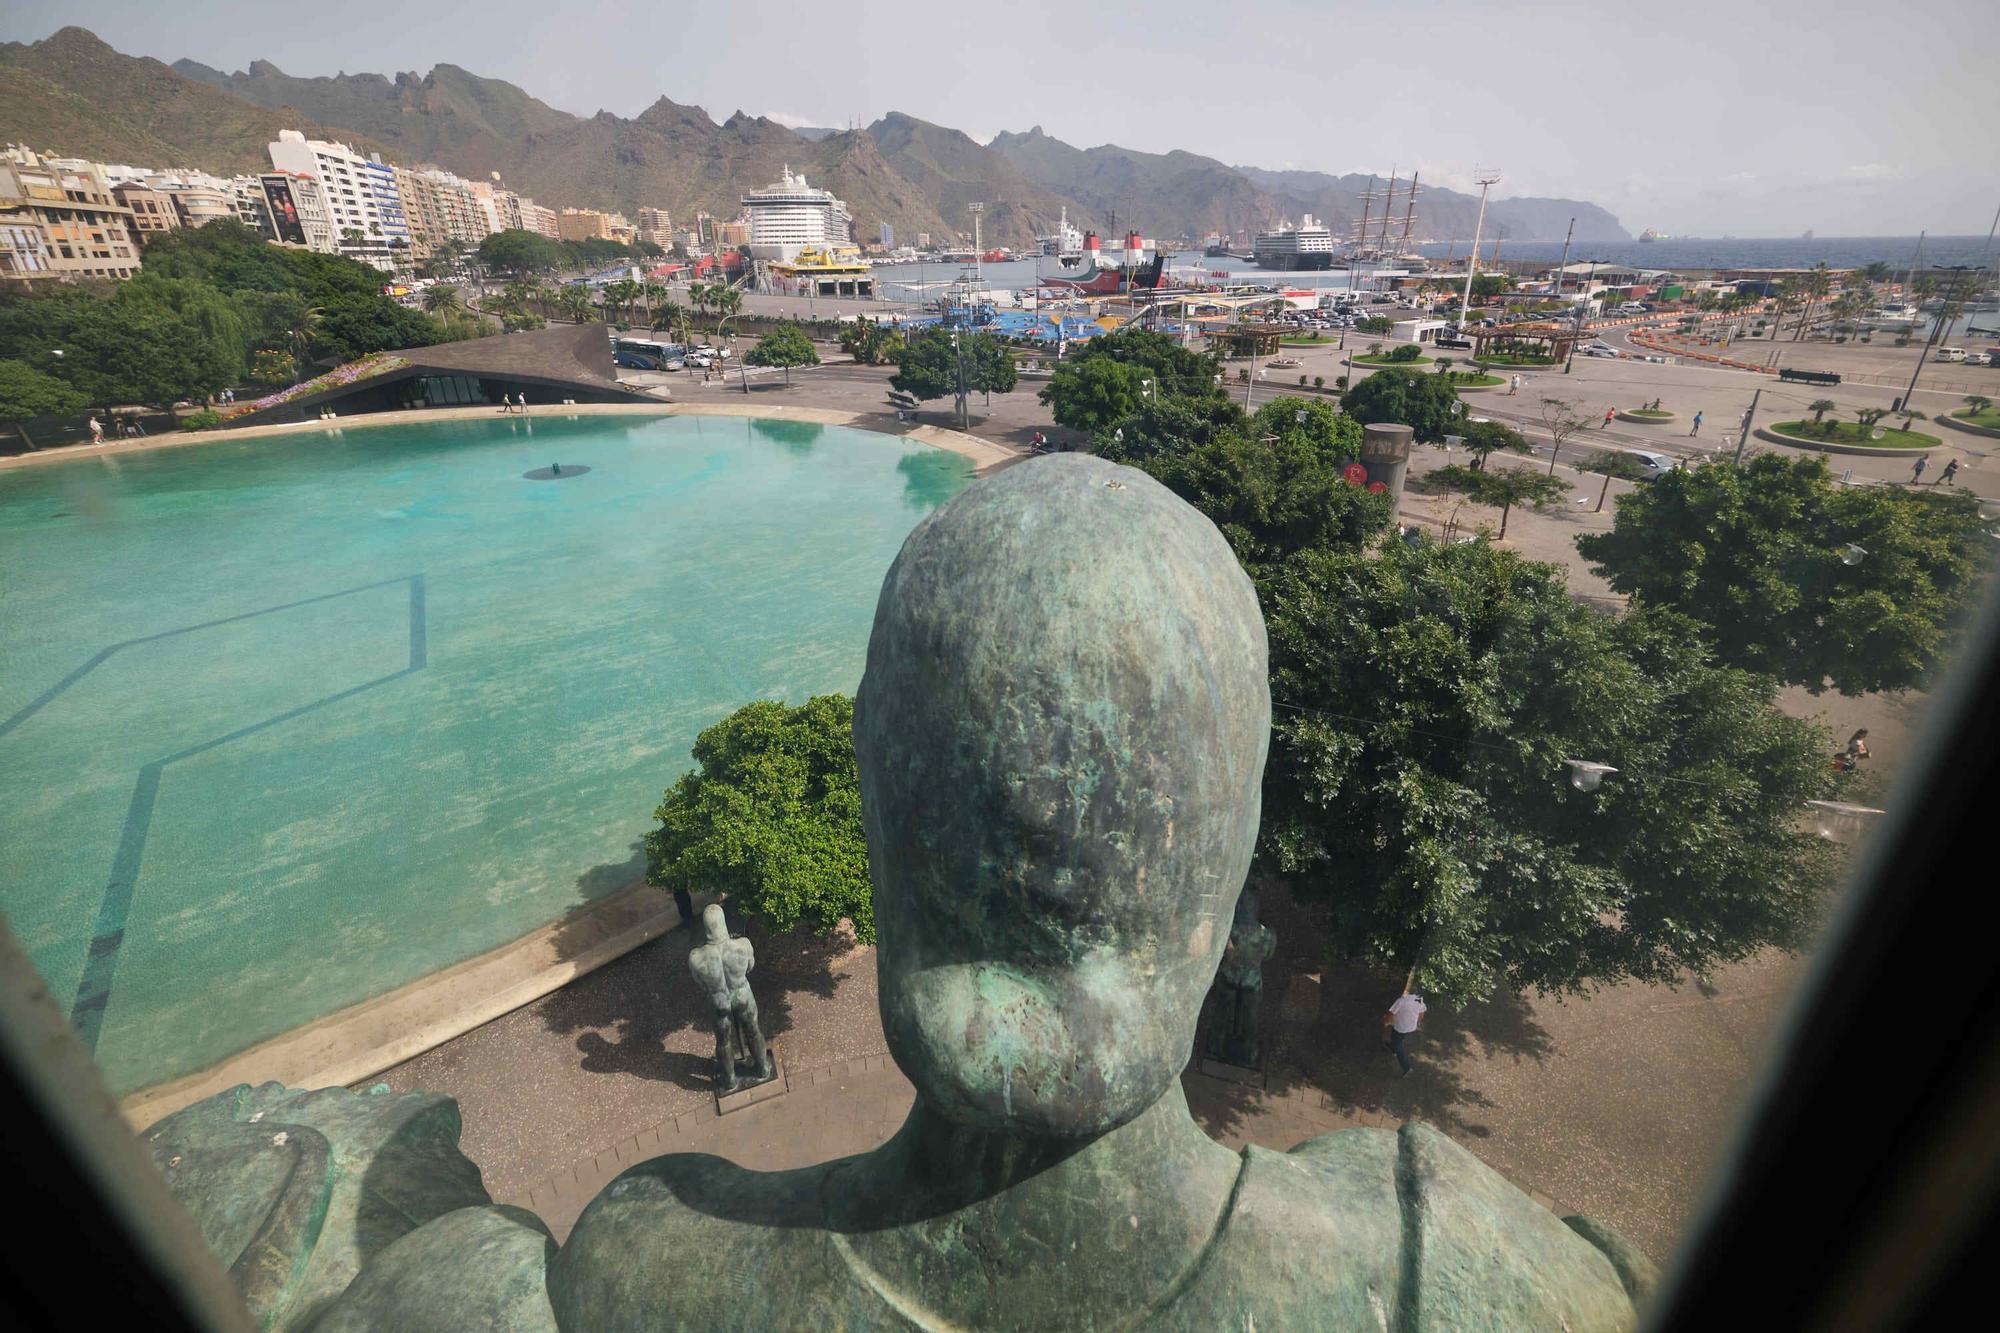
left=2, top=28, right=1628, bottom=248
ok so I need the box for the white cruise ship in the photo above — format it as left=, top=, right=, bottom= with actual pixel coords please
left=1253, top=215, right=1336, bottom=270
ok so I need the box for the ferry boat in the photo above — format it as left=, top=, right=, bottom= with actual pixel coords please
left=1252, top=216, right=1336, bottom=270
left=766, top=246, right=874, bottom=297
left=1638, top=228, right=1666, bottom=243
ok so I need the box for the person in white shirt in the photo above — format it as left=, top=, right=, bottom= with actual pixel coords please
left=1383, top=991, right=1427, bottom=1076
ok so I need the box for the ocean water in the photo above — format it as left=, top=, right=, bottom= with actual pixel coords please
left=0, top=414, right=970, bottom=1094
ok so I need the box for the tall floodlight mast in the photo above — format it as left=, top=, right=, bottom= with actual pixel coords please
left=1458, top=168, right=1502, bottom=327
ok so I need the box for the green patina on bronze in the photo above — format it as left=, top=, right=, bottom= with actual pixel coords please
left=147, top=455, right=1653, bottom=1329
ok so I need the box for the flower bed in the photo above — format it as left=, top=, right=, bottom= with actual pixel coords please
left=223, top=353, right=410, bottom=419
left=1351, top=352, right=1433, bottom=366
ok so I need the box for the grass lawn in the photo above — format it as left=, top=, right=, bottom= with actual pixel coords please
left=1952, top=409, right=2000, bottom=429
left=1770, top=420, right=1941, bottom=449
left=1475, top=353, right=1560, bottom=366
left=1280, top=334, right=1338, bottom=345
left=1352, top=353, right=1433, bottom=366
left=1444, top=373, right=1505, bottom=387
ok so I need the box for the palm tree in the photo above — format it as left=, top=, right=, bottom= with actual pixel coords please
left=602, top=279, right=641, bottom=324
left=640, top=281, right=668, bottom=324
left=422, top=283, right=464, bottom=316
left=650, top=300, right=687, bottom=341
left=1859, top=261, right=1892, bottom=284
left=557, top=285, right=597, bottom=324
left=1965, top=395, right=1993, bottom=417
left=1809, top=399, right=1837, bottom=423
left=1792, top=262, right=1832, bottom=340
left=284, top=307, right=324, bottom=381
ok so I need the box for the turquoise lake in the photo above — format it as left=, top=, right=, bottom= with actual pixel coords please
left=0, top=413, right=970, bottom=1095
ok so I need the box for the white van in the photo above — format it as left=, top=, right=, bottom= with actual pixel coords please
left=1936, top=347, right=1967, bottom=363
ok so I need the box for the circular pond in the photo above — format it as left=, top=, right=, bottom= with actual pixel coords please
left=0, top=413, right=971, bottom=1094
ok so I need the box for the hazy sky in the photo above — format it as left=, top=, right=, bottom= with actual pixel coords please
left=7, top=1, right=1996, bottom=236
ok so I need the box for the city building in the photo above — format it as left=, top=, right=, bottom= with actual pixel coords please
left=880, top=221, right=893, bottom=249
left=267, top=130, right=412, bottom=268
left=715, top=220, right=749, bottom=249
left=1, top=146, right=144, bottom=282
left=169, top=185, right=242, bottom=229
left=111, top=182, right=182, bottom=240
left=558, top=208, right=613, bottom=242
left=520, top=201, right=559, bottom=239
left=258, top=172, right=338, bottom=254
left=741, top=166, right=853, bottom=261
left=637, top=206, right=673, bottom=247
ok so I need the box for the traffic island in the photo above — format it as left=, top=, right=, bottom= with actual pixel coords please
left=1616, top=409, right=1678, bottom=425
left=1940, top=411, right=2000, bottom=439
left=1759, top=421, right=1942, bottom=454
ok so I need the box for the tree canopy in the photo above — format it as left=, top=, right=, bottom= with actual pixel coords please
left=890, top=328, right=1014, bottom=409
left=1431, top=463, right=1571, bottom=539
left=1039, top=328, right=1225, bottom=432
left=0, top=220, right=455, bottom=416
left=744, top=322, right=820, bottom=382
left=1127, top=396, right=1391, bottom=569
left=1339, top=367, right=1466, bottom=442
left=645, top=696, right=873, bottom=941
left=1575, top=455, right=1993, bottom=695
left=1258, top=538, right=1842, bottom=1006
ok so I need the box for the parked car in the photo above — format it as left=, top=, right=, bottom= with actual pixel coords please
left=1581, top=346, right=1619, bottom=358
left=1624, top=450, right=1675, bottom=480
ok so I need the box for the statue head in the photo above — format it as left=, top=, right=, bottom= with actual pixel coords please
left=701, top=902, right=728, bottom=944
left=855, top=455, right=1269, bottom=1138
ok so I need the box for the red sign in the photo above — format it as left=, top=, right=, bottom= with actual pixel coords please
left=1368, top=481, right=1388, bottom=494
left=1343, top=463, right=1369, bottom=486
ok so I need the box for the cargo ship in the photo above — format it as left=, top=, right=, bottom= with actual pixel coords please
left=1252, top=215, right=1336, bottom=270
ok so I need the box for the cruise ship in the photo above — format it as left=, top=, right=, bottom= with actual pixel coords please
left=1252, top=215, right=1335, bottom=270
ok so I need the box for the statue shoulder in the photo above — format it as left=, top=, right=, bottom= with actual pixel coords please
left=313, top=1205, right=558, bottom=1332
left=1303, top=1121, right=1644, bottom=1330
left=1181, top=1125, right=1643, bottom=1331
left=549, top=1153, right=867, bottom=1331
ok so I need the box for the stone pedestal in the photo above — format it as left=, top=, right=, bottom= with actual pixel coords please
left=1361, top=422, right=1415, bottom=511
left=715, top=1046, right=786, bottom=1115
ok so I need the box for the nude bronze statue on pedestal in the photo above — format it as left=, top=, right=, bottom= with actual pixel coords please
left=686, top=903, right=770, bottom=1094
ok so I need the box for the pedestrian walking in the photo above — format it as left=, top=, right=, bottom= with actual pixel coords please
left=1602, top=407, right=1615, bottom=428
left=1835, top=728, right=1870, bottom=772
left=86, top=416, right=101, bottom=443
left=1938, top=458, right=1959, bottom=486
left=1910, top=455, right=1928, bottom=484
left=1509, top=374, right=1521, bottom=396
left=1689, top=410, right=1703, bottom=437
left=1382, top=990, right=1425, bottom=1075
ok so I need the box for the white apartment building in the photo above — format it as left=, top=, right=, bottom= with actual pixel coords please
left=742, top=167, right=853, bottom=261
left=520, top=201, right=559, bottom=239
left=267, top=130, right=411, bottom=257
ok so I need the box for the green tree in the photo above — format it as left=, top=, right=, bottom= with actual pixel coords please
left=840, top=320, right=906, bottom=366
left=1092, top=392, right=1246, bottom=466
left=1040, top=356, right=1149, bottom=432
left=645, top=695, right=873, bottom=940
left=1575, top=454, right=1993, bottom=694
left=1357, top=315, right=1394, bottom=335
left=0, top=360, right=85, bottom=448
left=887, top=327, right=961, bottom=405
left=309, top=295, right=439, bottom=365
left=1808, top=398, right=1837, bottom=423
left=1469, top=273, right=1512, bottom=301
left=1058, top=328, right=1224, bottom=400
left=1453, top=418, right=1532, bottom=471
left=555, top=286, right=597, bottom=324
left=421, top=283, right=463, bottom=316
left=744, top=322, right=820, bottom=383
left=965, top=332, right=1018, bottom=404
left=1136, top=410, right=1390, bottom=569
left=477, top=228, right=564, bottom=276
left=1430, top=463, right=1570, bottom=539
left=1339, top=367, right=1464, bottom=441
left=1258, top=538, right=1841, bottom=1006
left=1964, top=395, right=1992, bottom=416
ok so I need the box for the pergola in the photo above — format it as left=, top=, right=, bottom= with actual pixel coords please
left=1461, top=322, right=1587, bottom=362
left=1205, top=322, right=1291, bottom=357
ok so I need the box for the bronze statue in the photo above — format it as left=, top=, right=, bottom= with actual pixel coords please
left=686, top=903, right=770, bottom=1094
left=1204, top=885, right=1277, bottom=1067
